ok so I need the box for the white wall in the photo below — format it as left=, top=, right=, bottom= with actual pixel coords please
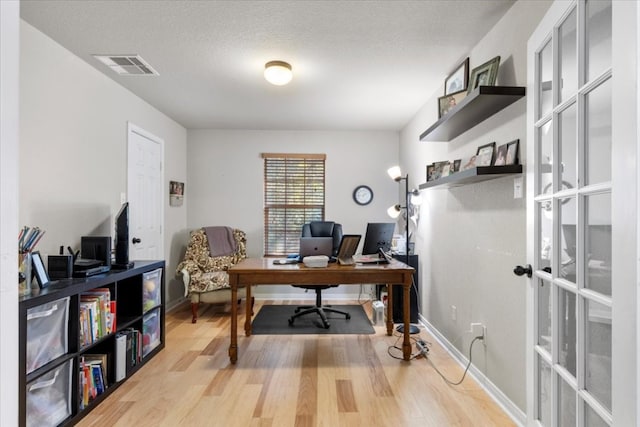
left=186, top=129, right=399, bottom=298
left=1, top=1, right=20, bottom=424
left=400, top=0, right=552, bottom=414
left=19, top=21, right=188, bottom=306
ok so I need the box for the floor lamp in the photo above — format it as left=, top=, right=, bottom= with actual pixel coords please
left=387, top=166, right=421, bottom=334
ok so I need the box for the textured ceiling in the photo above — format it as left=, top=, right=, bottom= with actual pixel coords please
left=20, top=0, right=515, bottom=131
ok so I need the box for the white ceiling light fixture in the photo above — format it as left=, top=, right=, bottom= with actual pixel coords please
left=264, top=60, right=293, bottom=86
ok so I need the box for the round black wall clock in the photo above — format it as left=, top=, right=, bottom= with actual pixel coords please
left=353, top=185, right=373, bottom=206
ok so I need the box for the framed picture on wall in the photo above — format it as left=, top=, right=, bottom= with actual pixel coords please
left=444, top=57, right=470, bottom=95
left=476, top=142, right=496, bottom=166
left=170, top=181, right=184, bottom=207
left=438, top=90, right=467, bottom=118
left=505, top=139, right=520, bottom=165
left=426, top=163, right=435, bottom=181
left=493, top=144, right=508, bottom=166
left=467, top=56, right=501, bottom=94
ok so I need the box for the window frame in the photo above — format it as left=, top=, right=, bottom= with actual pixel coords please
left=262, top=153, right=326, bottom=256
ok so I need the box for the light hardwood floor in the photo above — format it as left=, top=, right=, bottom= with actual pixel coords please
left=78, top=300, right=516, bottom=427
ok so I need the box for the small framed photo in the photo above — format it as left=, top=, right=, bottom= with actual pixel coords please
left=32, top=251, right=50, bottom=288
left=461, top=155, right=477, bottom=171
left=170, top=181, right=184, bottom=207
left=452, top=159, right=462, bottom=172
left=493, top=144, right=509, bottom=166
left=467, top=56, right=501, bottom=94
left=444, top=57, right=469, bottom=95
left=505, top=139, right=520, bottom=165
left=476, top=142, right=496, bottom=166
left=426, top=163, right=435, bottom=181
left=438, top=90, right=467, bottom=118
left=433, top=161, right=450, bottom=179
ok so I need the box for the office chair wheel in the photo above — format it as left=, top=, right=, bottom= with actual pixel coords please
left=323, top=322, right=330, bottom=329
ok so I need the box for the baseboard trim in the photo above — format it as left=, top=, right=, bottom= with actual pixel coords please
left=419, top=315, right=526, bottom=426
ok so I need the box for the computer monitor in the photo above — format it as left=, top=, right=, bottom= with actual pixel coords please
left=361, top=222, right=395, bottom=255
left=113, top=202, right=133, bottom=269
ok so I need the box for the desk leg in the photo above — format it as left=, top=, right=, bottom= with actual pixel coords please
left=244, top=284, right=252, bottom=337
left=402, top=282, right=411, bottom=361
left=385, top=283, right=393, bottom=336
left=229, top=275, right=238, bottom=364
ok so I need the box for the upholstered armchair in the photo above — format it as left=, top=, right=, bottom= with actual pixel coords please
left=177, top=227, right=253, bottom=323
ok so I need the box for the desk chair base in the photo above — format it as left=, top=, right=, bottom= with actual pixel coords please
left=288, top=292, right=351, bottom=329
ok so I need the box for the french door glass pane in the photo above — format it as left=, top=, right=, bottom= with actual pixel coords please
left=585, top=193, right=611, bottom=295
left=585, top=404, right=609, bottom=427
left=585, top=79, right=612, bottom=185
left=586, top=0, right=612, bottom=81
left=560, top=197, right=577, bottom=282
left=539, top=40, right=553, bottom=119
left=559, top=103, right=577, bottom=189
left=559, top=7, right=577, bottom=102
left=558, top=375, right=576, bottom=426
left=537, top=278, right=551, bottom=353
left=538, top=121, right=553, bottom=195
left=558, top=288, right=577, bottom=376
left=538, top=355, right=552, bottom=425
left=585, top=299, right=612, bottom=411
left=538, top=203, right=553, bottom=272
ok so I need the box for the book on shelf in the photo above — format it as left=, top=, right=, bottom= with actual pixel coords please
left=79, top=354, right=109, bottom=408
left=79, top=288, right=115, bottom=347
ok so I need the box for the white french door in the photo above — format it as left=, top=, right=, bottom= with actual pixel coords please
left=127, top=122, right=163, bottom=261
left=526, top=0, right=616, bottom=425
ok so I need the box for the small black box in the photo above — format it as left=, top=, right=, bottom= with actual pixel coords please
left=81, top=236, right=112, bottom=268
left=48, top=255, right=73, bottom=279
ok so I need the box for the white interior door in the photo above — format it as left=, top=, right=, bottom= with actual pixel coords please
left=127, top=122, right=163, bottom=260
left=526, top=1, right=614, bottom=425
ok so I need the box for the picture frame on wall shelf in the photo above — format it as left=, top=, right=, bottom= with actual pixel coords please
left=493, top=143, right=509, bottom=166
left=426, top=163, right=435, bottom=181
left=433, top=161, right=450, bottom=179
left=467, top=56, right=501, bottom=94
left=476, top=142, right=496, bottom=166
left=461, top=155, right=477, bottom=171
left=452, top=159, right=462, bottom=172
left=438, top=90, right=467, bottom=119
left=444, top=57, right=469, bottom=95
left=505, top=139, right=520, bottom=165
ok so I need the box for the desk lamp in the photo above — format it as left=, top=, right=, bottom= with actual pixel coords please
left=387, top=166, right=422, bottom=334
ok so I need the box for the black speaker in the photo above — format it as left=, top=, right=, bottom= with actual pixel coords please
left=391, top=254, right=419, bottom=324
left=48, top=255, right=73, bottom=279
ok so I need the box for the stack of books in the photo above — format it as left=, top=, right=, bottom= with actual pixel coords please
left=79, top=288, right=116, bottom=348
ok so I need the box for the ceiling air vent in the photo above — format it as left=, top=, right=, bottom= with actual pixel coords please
left=93, top=54, right=159, bottom=76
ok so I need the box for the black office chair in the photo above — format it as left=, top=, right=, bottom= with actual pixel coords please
left=288, top=221, right=351, bottom=329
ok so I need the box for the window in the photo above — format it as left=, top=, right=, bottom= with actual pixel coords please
left=262, top=153, right=325, bottom=256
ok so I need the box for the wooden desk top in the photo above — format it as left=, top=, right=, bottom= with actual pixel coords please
left=228, top=257, right=414, bottom=286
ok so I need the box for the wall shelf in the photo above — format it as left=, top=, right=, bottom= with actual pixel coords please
left=419, top=86, right=526, bottom=142
left=418, top=165, right=523, bottom=189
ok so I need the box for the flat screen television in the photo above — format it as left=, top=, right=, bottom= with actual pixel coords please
left=114, top=202, right=133, bottom=269
left=361, top=222, right=395, bottom=255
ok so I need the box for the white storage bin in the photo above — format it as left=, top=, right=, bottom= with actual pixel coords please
left=26, top=360, right=72, bottom=427
left=142, top=268, right=162, bottom=312
left=26, top=297, right=70, bottom=373
left=142, top=308, right=161, bottom=357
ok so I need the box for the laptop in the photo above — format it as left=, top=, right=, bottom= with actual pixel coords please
left=335, top=235, right=361, bottom=265
left=299, top=237, right=334, bottom=259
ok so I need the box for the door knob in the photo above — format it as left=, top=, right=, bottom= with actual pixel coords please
left=132, top=237, right=141, bottom=244
left=513, top=264, right=532, bottom=278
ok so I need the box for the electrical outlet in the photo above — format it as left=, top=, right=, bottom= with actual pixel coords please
left=471, top=322, right=485, bottom=338
left=513, top=177, right=523, bottom=199
left=451, top=305, right=457, bottom=321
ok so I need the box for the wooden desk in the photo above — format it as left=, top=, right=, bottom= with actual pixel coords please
left=228, top=257, right=415, bottom=363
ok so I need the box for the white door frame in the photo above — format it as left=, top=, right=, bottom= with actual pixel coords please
left=526, top=1, right=638, bottom=425
left=127, top=122, right=164, bottom=260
